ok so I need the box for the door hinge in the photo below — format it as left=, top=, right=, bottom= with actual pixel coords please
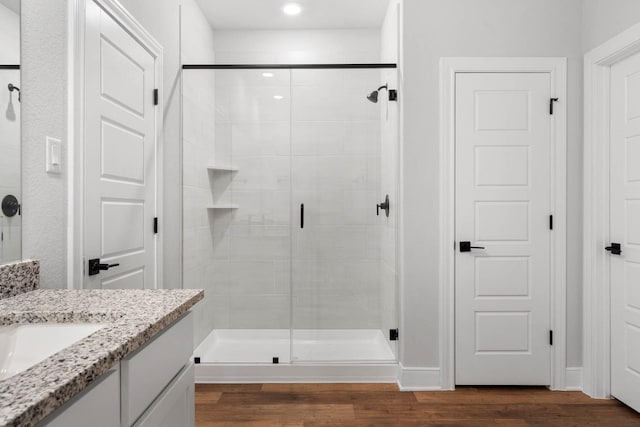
left=153, top=88, right=159, bottom=106
left=153, top=217, right=158, bottom=234
left=390, top=329, right=399, bottom=341
left=549, top=330, right=554, bottom=346
left=550, top=98, right=559, bottom=115
left=549, top=215, right=553, bottom=230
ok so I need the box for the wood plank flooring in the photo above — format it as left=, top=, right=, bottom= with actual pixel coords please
left=195, top=384, right=640, bottom=426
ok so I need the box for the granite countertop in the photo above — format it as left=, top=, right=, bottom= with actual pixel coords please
left=0, top=289, right=204, bottom=427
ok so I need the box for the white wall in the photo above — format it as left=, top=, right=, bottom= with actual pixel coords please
left=400, top=0, right=584, bottom=371
left=583, top=0, right=640, bottom=52
left=0, top=3, right=20, bottom=264
left=212, top=30, right=380, bottom=64
left=21, top=0, right=68, bottom=288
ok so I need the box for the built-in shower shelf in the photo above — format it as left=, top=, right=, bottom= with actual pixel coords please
left=207, top=165, right=239, bottom=172
left=207, top=204, right=239, bottom=210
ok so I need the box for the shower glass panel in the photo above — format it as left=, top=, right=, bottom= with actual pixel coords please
left=290, top=68, right=398, bottom=362
left=183, top=69, right=292, bottom=364
left=183, top=66, right=398, bottom=365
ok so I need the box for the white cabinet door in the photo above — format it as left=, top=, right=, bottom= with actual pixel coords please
left=38, top=368, right=120, bottom=427
left=134, top=363, right=195, bottom=427
left=455, top=73, right=552, bottom=385
left=84, top=0, right=158, bottom=289
left=610, top=51, right=640, bottom=413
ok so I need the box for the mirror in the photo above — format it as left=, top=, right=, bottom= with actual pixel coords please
left=0, top=0, right=21, bottom=265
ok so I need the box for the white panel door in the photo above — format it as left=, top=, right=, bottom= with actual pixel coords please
left=455, top=73, right=552, bottom=385
left=610, top=52, right=640, bottom=413
left=84, top=0, right=157, bottom=289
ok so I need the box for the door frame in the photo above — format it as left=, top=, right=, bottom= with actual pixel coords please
left=67, top=0, right=164, bottom=289
left=583, top=22, right=640, bottom=399
left=439, top=57, right=568, bottom=390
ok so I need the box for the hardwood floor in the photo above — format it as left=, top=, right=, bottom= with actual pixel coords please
left=195, top=384, right=640, bottom=426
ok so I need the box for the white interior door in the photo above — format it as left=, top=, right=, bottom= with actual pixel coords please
left=455, top=72, right=552, bottom=385
left=610, top=52, right=640, bottom=412
left=83, top=0, right=158, bottom=289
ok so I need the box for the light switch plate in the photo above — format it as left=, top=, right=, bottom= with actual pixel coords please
left=45, top=136, right=62, bottom=174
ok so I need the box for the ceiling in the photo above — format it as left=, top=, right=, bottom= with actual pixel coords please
left=0, top=0, right=19, bottom=14
left=195, top=0, right=390, bottom=30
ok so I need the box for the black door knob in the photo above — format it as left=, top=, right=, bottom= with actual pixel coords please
left=460, top=241, right=485, bottom=252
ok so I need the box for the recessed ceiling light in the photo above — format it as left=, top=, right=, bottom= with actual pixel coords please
left=283, top=2, right=302, bottom=16
left=262, top=72, right=274, bottom=78
left=273, top=95, right=284, bottom=100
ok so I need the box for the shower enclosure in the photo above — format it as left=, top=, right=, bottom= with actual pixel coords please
left=0, top=66, right=21, bottom=265
left=182, top=64, right=399, bottom=372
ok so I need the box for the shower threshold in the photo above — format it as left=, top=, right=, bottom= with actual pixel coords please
left=193, top=329, right=399, bottom=383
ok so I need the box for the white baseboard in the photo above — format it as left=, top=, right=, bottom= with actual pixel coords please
left=195, top=363, right=399, bottom=384
left=397, top=364, right=442, bottom=391
left=565, top=367, right=583, bottom=391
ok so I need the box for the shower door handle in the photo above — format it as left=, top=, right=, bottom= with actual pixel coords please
left=377, top=195, right=390, bottom=218
left=300, top=204, right=304, bottom=229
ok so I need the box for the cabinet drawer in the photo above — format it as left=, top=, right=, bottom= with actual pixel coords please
left=121, top=312, right=193, bottom=427
left=39, top=367, right=120, bottom=427
left=134, top=362, right=195, bottom=427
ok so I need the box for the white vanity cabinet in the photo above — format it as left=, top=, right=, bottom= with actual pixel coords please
left=121, top=312, right=194, bottom=426
left=38, top=312, right=194, bottom=427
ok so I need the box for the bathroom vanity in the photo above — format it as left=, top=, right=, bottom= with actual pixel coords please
left=0, top=266, right=203, bottom=427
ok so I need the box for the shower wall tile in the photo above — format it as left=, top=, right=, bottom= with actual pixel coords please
left=229, top=294, right=290, bottom=329
left=228, top=233, right=290, bottom=261
left=292, top=86, right=379, bottom=122
left=231, top=123, right=290, bottom=157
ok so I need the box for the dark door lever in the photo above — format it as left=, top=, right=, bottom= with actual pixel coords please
left=377, top=195, right=390, bottom=218
left=605, top=243, right=622, bottom=255
left=460, top=241, right=485, bottom=252
left=88, top=258, right=121, bottom=276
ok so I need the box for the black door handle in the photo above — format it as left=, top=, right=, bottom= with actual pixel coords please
left=88, top=258, right=120, bottom=276
left=605, top=243, right=622, bottom=255
left=460, top=241, right=485, bottom=252
left=377, top=195, right=390, bottom=218
left=300, top=204, right=304, bottom=229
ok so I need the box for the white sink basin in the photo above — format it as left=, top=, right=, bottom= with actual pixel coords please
left=0, top=323, right=106, bottom=381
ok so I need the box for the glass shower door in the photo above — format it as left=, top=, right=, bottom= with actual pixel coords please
left=183, top=68, right=293, bottom=364
left=290, top=68, right=398, bottom=363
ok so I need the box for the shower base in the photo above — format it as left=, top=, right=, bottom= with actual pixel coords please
left=193, top=329, right=399, bottom=383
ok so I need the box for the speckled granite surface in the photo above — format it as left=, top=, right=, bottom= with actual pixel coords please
left=0, top=289, right=203, bottom=427
left=0, top=261, right=39, bottom=300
